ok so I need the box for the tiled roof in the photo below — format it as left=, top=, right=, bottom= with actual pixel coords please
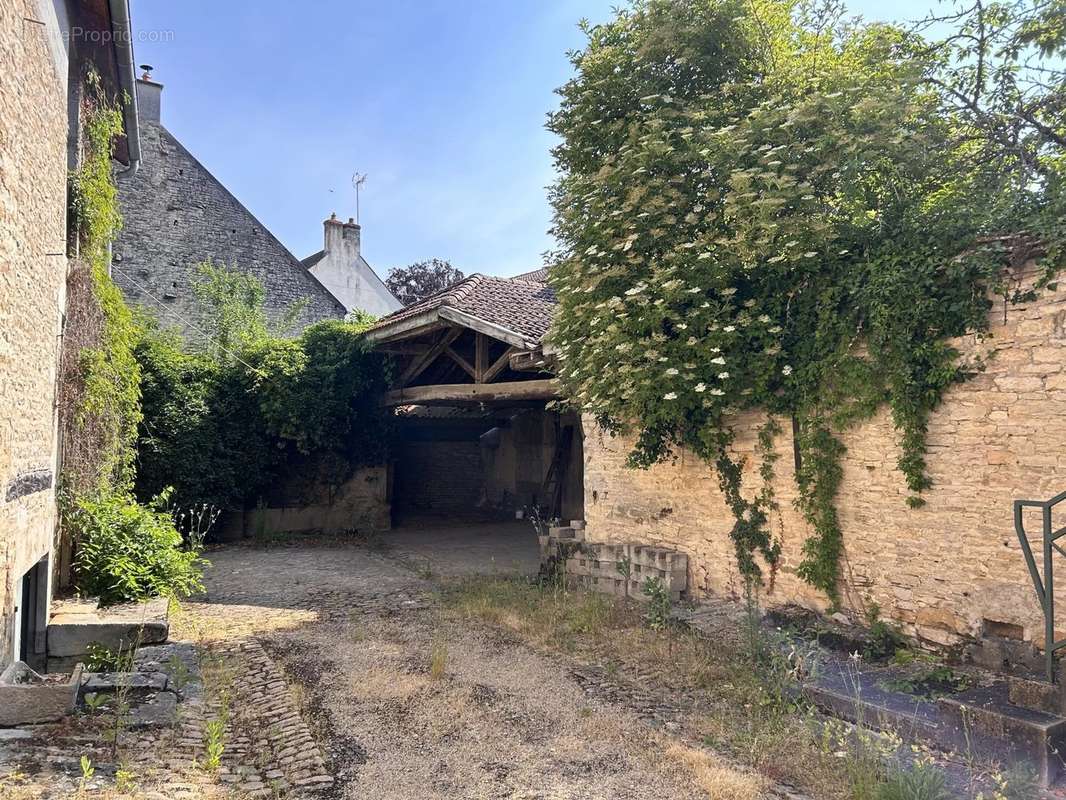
left=510, top=267, right=549, bottom=284
left=368, top=273, right=556, bottom=343
left=300, top=250, right=326, bottom=269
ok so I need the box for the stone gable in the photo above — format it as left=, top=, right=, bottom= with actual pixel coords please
left=113, top=82, right=345, bottom=338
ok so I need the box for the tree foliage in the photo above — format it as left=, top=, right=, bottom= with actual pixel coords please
left=136, top=267, right=391, bottom=513
left=547, top=0, right=1066, bottom=602
left=386, top=258, right=465, bottom=305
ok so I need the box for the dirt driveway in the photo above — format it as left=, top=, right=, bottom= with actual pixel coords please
left=187, top=522, right=772, bottom=800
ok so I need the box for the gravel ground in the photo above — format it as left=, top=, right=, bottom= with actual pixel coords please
left=193, top=527, right=767, bottom=799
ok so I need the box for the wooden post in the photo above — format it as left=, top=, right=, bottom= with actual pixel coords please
left=475, top=333, right=488, bottom=383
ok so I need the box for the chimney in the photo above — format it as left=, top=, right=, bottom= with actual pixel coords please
left=135, top=75, right=162, bottom=125
left=342, top=216, right=361, bottom=255
left=323, top=212, right=360, bottom=259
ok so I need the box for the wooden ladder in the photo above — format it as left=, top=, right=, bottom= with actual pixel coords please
left=540, top=424, right=574, bottom=520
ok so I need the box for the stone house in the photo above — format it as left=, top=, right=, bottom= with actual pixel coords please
left=0, top=0, right=139, bottom=670
left=113, top=76, right=399, bottom=337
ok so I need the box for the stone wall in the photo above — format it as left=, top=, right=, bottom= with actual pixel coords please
left=0, top=0, right=69, bottom=665
left=583, top=271, right=1066, bottom=650
left=113, top=80, right=345, bottom=339
left=216, top=466, right=391, bottom=539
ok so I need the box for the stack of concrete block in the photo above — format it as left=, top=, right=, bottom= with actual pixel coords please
left=538, top=520, right=587, bottom=561
left=564, top=542, right=688, bottom=602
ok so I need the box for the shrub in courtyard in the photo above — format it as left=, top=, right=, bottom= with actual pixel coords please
left=68, top=488, right=205, bottom=605
left=135, top=266, right=391, bottom=516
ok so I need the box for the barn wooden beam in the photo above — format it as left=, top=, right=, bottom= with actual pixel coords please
left=510, top=349, right=551, bottom=372
left=475, top=333, right=488, bottom=383
left=381, top=379, right=560, bottom=407
left=483, top=346, right=518, bottom=383
left=437, top=307, right=533, bottom=349
left=398, top=327, right=462, bottom=386
left=379, top=343, right=430, bottom=355
left=444, top=346, right=476, bottom=379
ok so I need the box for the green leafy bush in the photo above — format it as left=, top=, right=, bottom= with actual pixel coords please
left=69, top=488, right=205, bottom=605
left=135, top=266, right=391, bottom=515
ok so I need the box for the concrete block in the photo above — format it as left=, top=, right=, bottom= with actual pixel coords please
left=629, top=545, right=688, bottom=572
left=940, top=687, right=1066, bottom=786
left=0, top=662, right=83, bottom=726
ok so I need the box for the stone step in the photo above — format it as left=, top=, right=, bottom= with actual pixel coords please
left=1007, top=674, right=1066, bottom=715
left=938, top=686, right=1066, bottom=786
left=47, top=596, right=169, bottom=672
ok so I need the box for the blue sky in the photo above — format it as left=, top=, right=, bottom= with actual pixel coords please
left=130, top=0, right=940, bottom=279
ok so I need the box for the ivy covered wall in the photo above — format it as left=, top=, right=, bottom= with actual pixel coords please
left=583, top=264, right=1064, bottom=648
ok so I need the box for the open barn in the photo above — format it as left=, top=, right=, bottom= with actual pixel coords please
left=365, top=270, right=582, bottom=528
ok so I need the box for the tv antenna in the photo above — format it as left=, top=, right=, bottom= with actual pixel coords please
left=352, top=172, right=367, bottom=223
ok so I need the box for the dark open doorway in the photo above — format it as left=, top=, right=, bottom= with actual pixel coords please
left=391, top=407, right=583, bottom=527
left=18, top=555, right=48, bottom=670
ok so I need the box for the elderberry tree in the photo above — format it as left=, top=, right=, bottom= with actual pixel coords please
left=547, top=0, right=1066, bottom=603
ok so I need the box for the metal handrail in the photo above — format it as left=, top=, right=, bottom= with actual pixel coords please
left=1015, top=492, right=1066, bottom=683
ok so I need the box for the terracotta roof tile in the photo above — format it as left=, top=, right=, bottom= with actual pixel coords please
left=510, top=267, right=549, bottom=284
left=369, top=273, right=556, bottom=343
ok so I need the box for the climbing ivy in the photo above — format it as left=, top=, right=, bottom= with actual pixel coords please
left=547, top=0, right=1066, bottom=602
left=64, top=69, right=142, bottom=493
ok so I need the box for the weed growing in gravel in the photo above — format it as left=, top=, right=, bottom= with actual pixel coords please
left=79, top=756, right=94, bottom=789
left=114, top=765, right=137, bottom=793
left=641, top=577, right=671, bottom=630
left=429, top=641, right=448, bottom=680
left=199, top=649, right=233, bottom=773
left=203, top=719, right=225, bottom=772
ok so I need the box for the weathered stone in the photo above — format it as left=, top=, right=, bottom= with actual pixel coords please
left=47, top=597, right=169, bottom=658
left=127, top=690, right=178, bottom=729
left=0, top=662, right=82, bottom=726
left=0, top=0, right=68, bottom=674
left=83, top=671, right=168, bottom=695
left=113, top=80, right=346, bottom=340
left=580, top=272, right=1066, bottom=656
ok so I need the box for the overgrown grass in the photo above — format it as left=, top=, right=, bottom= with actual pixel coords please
left=443, top=576, right=923, bottom=800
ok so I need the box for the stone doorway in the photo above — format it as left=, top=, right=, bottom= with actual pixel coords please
left=17, top=554, right=48, bottom=670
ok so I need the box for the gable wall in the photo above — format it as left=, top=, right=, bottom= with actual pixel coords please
left=583, top=272, right=1066, bottom=652
left=114, top=116, right=344, bottom=338
left=308, top=252, right=400, bottom=318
